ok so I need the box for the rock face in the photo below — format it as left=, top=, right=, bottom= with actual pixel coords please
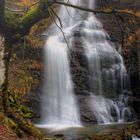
left=70, top=49, right=88, bottom=95
left=78, top=94, right=97, bottom=124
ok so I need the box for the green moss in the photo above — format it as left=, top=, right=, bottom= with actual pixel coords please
left=15, top=128, right=24, bottom=138
left=4, top=116, right=18, bottom=128
left=8, top=91, right=35, bottom=119
left=4, top=116, right=25, bottom=138
left=20, top=8, right=39, bottom=25
left=5, top=10, right=20, bottom=27
left=20, top=4, right=50, bottom=28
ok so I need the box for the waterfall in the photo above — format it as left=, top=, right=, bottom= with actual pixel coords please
left=62, top=0, right=132, bottom=124
left=81, top=1, right=132, bottom=124
left=36, top=0, right=82, bottom=128
left=37, top=0, right=133, bottom=127
left=40, top=36, right=81, bottom=126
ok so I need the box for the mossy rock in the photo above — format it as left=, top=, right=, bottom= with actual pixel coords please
left=4, top=117, right=18, bottom=129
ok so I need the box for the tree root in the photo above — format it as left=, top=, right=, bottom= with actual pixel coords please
left=7, top=111, right=42, bottom=139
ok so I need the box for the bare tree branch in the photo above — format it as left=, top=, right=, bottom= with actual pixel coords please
left=12, top=0, right=55, bottom=40
left=50, top=7, right=63, bottom=28
left=49, top=7, right=70, bottom=50
left=55, top=1, right=140, bottom=18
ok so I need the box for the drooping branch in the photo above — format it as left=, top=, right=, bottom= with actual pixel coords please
left=18, top=9, right=49, bottom=37
left=55, top=1, right=140, bottom=18
left=0, top=0, right=56, bottom=40
left=13, top=0, right=55, bottom=40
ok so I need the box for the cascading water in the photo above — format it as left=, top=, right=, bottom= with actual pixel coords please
left=37, top=0, right=82, bottom=128
left=80, top=1, right=132, bottom=124
left=40, top=36, right=81, bottom=126
left=70, top=0, right=132, bottom=124
left=37, top=0, right=133, bottom=127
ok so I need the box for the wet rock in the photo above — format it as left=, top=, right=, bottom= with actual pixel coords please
left=80, top=90, right=92, bottom=96
left=54, top=134, right=64, bottom=137
left=77, top=95, right=97, bottom=124
left=70, top=49, right=88, bottom=94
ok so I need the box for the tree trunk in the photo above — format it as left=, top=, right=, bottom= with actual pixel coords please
left=1, top=37, right=12, bottom=114
left=0, top=35, right=5, bottom=112
left=0, top=36, right=42, bottom=138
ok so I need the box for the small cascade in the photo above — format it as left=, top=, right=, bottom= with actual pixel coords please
left=80, top=1, right=132, bottom=123
left=60, top=0, right=132, bottom=124
left=82, top=3, right=132, bottom=124
left=88, top=94, right=132, bottom=124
